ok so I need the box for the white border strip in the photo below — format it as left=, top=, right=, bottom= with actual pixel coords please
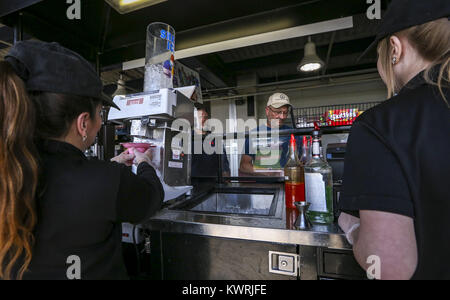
left=123, top=16, right=353, bottom=71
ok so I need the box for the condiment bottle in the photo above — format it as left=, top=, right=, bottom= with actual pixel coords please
left=284, top=134, right=305, bottom=208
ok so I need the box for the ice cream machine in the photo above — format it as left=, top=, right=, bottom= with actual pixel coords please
left=108, top=88, right=195, bottom=191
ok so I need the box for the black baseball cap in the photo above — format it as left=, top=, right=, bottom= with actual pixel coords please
left=5, top=40, right=120, bottom=110
left=359, top=0, right=450, bottom=60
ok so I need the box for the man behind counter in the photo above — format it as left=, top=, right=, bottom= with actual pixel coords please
left=239, top=93, right=298, bottom=177
left=191, top=104, right=230, bottom=178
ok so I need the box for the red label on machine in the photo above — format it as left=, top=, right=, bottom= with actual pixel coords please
left=126, top=98, right=144, bottom=106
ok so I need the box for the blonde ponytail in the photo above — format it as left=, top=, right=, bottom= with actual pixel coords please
left=377, top=18, right=450, bottom=106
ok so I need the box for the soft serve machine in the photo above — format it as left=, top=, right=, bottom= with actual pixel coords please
left=108, top=88, right=195, bottom=188
left=108, top=88, right=196, bottom=245
left=107, top=22, right=197, bottom=244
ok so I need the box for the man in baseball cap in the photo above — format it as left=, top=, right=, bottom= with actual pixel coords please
left=265, top=92, right=292, bottom=128
left=240, top=92, right=298, bottom=176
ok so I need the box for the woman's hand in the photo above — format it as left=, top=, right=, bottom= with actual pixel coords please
left=339, top=212, right=361, bottom=246
left=111, top=150, right=135, bottom=166
left=133, top=148, right=154, bottom=166
left=338, top=212, right=360, bottom=234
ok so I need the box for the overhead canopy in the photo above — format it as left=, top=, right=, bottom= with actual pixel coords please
left=0, top=0, right=387, bottom=93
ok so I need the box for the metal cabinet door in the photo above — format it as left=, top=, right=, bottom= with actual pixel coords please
left=151, top=231, right=299, bottom=280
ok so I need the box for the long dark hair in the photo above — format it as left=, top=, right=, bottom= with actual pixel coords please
left=0, top=61, right=39, bottom=280
left=0, top=61, right=102, bottom=279
left=30, top=92, right=101, bottom=141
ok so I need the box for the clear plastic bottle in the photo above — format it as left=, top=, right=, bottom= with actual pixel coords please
left=304, top=129, right=334, bottom=224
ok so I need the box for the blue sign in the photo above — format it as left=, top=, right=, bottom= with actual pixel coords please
left=160, top=29, right=175, bottom=52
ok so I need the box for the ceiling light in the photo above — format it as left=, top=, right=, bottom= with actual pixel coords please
left=112, top=74, right=127, bottom=97
left=298, top=37, right=324, bottom=72
left=105, top=0, right=168, bottom=14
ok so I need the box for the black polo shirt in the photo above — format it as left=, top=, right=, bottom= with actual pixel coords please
left=191, top=131, right=230, bottom=177
left=339, top=68, right=450, bottom=279
left=21, top=140, right=163, bottom=280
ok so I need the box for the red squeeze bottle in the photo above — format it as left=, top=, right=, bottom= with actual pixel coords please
left=284, top=134, right=306, bottom=208
left=300, top=136, right=309, bottom=165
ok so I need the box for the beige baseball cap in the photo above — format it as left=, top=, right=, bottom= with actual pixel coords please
left=267, top=93, right=291, bottom=108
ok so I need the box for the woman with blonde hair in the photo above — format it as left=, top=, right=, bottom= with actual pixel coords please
left=0, top=41, right=164, bottom=280
left=338, top=0, right=450, bottom=280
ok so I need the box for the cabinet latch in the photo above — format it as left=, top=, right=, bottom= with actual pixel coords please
left=269, top=251, right=300, bottom=277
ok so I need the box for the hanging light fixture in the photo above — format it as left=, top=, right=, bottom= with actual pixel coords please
left=105, top=0, right=168, bottom=14
left=112, top=74, right=127, bottom=97
left=297, top=37, right=324, bottom=72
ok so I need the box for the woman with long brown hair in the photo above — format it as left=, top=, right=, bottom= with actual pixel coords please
left=0, top=60, right=39, bottom=280
left=338, top=0, right=450, bottom=280
left=0, top=41, right=164, bottom=279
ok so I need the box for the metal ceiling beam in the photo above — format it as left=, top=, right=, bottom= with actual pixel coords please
left=202, top=68, right=381, bottom=102
left=204, top=67, right=380, bottom=94
left=321, top=31, right=336, bottom=75
left=101, top=0, right=371, bottom=67
left=224, top=37, right=374, bottom=73
left=259, top=62, right=378, bottom=84
left=6, top=11, right=98, bottom=61
left=0, top=40, right=12, bottom=47
left=178, top=17, right=353, bottom=59
left=98, top=5, right=112, bottom=55
left=180, top=57, right=229, bottom=89
left=0, top=0, right=43, bottom=18
left=122, top=16, right=353, bottom=71
left=194, top=53, right=237, bottom=87
left=13, top=12, right=23, bottom=44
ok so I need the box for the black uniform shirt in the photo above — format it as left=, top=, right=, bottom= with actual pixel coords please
left=339, top=68, right=450, bottom=279
left=22, top=140, right=164, bottom=280
left=191, top=131, right=230, bottom=177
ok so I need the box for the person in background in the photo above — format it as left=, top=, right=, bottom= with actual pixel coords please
left=338, top=0, right=450, bottom=280
left=0, top=41, right=164, bottom=280
left=239, top=93, right=297, bottom=176
left=191, top=103, right=230, bottom=178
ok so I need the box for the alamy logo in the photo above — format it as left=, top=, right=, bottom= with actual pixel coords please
left=66, top=0, right=81, bottom=20
left=66, top=255, right=81, bottom=280
left=366, top=255, right=381, bottom=280
left=366, top=0, right=381, bottom=20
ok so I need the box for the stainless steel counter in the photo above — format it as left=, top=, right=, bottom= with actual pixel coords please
left=144, top=182, right=352, bottom=251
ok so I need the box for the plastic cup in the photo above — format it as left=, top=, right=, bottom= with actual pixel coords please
left=121, top=143, right=156, bottom=165
left=121, top=143, right=155, bottom=154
